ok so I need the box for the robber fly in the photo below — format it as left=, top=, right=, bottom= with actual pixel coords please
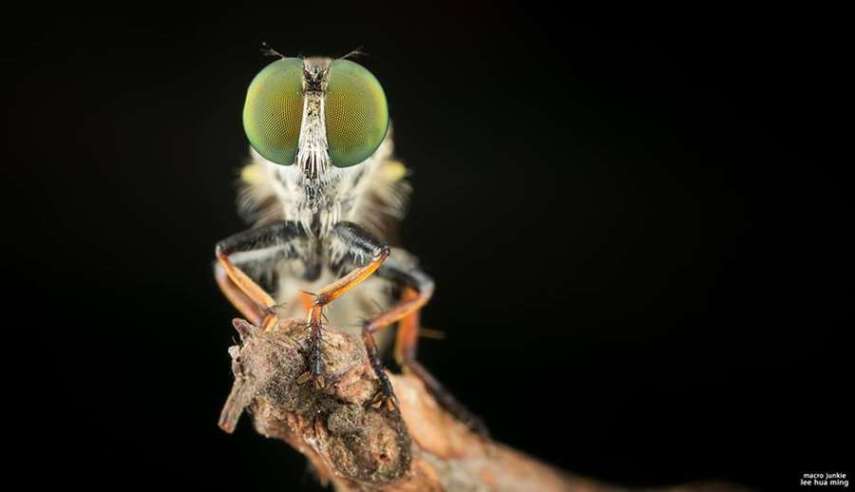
left=214, top=53, right=481, bottom=430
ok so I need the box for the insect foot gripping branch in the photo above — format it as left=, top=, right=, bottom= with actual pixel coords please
left=218, top=317, right=412, bottom=487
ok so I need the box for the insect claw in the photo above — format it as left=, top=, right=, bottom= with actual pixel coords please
left=262, top=304, right=281, bottom=317
left=367, top=389, right=398, bottom=412
left=385, top=398, right=397, bottom=413
left=271, top=301, right=288, bottom=313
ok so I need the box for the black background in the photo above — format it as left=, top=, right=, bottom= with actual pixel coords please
left=4, top=4, right=851, bottom=491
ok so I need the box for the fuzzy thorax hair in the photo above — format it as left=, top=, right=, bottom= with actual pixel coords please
left=236, top=130, right=412, bottom=242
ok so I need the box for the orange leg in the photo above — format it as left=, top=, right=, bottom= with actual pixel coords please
left=393, top=288, right=423, bottom=367
left=303, top=246, right=391, bottom=386
left=297, top=291, right=315, bottom=312
left=214, top=262, right=267, bottom=326
left=214, top=221, right=304, bottom=330
left=361, top=283, right=432, bottom=409
left=216, top=247, right=279, bottom=331
left=373, top=284, right=487, bottom=434
left=306, top=246, right=391, bottom=324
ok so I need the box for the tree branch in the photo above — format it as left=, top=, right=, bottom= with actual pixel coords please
left=218, top=318, right=749, bottom=492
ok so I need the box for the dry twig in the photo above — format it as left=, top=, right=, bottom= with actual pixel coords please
left=218, top=318, right=748, bottom=492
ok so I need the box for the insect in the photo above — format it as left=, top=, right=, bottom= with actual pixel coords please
left=215, top=52, right=482, bottom=430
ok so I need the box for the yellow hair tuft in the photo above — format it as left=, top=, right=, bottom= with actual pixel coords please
left=240, top=162, right=265, bottom=185
left=380, top=160, right=408, bottom=183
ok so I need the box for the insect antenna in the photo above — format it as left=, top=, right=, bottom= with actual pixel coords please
left=260, top=41, right=285, bottom=59
left=339, top=46, right=367, bottom=60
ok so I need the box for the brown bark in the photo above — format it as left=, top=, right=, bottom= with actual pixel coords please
left=218, top=318, right=749, bottom=492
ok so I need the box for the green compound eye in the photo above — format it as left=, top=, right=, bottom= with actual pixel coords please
left=243, top=58, right=304, bottom=165
left=325, top=60, right=389, bottom=167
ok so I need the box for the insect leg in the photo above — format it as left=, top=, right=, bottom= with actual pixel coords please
left=303, top=222, right=390, bottom=386
left=372, top=259, right=488, bottom=434
left=215, top=221, right=305, bottom=330
left=215, top=263, right=267, bottom=325
left=312, top=222, right=391, bottom=308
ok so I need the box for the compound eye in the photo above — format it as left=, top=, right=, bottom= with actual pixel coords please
left=243, top=58, right=304, bottom=165
left=325, top=60, right=389, bottom=167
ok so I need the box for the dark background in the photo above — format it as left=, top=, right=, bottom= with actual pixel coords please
left=4, top=4, right=850, bottom=491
